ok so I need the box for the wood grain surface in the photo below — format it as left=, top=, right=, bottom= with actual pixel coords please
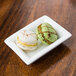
left=0, top=0, right=76, bottom=76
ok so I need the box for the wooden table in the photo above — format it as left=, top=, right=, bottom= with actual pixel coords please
left=0, top=0, right=76, bottom=76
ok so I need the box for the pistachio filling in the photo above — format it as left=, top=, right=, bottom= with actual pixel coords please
left=17, top=37, right=38, bottom=47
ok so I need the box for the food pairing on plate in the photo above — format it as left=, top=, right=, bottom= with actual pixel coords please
left=16, top=23, right=58, bottom=51
left=4, top=15, right=72, bottom=65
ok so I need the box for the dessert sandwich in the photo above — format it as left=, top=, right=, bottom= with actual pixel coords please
left=36, top=23, right=58, bottom=45
left=16, top=30, right=38, bottom=51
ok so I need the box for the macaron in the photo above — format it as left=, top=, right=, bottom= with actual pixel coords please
left=36, top=23, right=58, bottom=45
left=16, top=30, right=38, bottom=51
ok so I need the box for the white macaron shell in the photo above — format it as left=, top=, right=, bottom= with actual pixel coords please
left=18, top=30, right=37, bottom=44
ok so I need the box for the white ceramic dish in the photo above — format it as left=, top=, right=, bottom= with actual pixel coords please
left=4, top=15, right=72, bottom=65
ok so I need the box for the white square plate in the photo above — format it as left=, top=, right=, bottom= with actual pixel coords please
left=4, top=15, right=72, bottom=65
